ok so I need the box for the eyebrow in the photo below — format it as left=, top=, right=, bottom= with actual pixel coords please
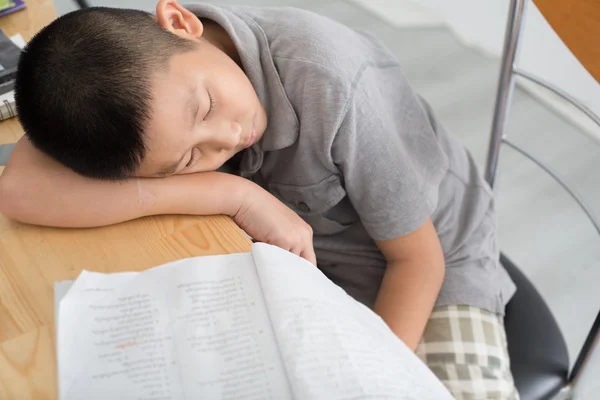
left=155, top=87, right=200, bottom=177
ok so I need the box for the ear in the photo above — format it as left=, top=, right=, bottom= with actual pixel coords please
left=156, top=0, right=203, bottom=39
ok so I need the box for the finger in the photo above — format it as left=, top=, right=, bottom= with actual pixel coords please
left=266, top=238, right=293, bottom=254
left=288, top=245, right=303, bottom=258
left=300, top=247, right=317, bottom=266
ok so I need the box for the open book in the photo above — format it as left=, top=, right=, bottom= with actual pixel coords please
left=55, top=243, right=452, bottom=400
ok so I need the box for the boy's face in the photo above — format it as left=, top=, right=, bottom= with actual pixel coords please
left=135, top=0, right=267, bottom=178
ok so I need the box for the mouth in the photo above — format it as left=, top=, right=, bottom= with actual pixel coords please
left=245, top=127, right=257, bottom=148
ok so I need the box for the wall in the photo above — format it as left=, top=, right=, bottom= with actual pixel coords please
left=350, top=0, right=600, bottom=140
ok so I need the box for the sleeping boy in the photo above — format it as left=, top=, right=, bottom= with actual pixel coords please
left=0, top=1, right=518, bottom=398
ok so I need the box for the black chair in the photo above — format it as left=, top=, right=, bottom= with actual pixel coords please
left=486, top=0, right=600, bottom=399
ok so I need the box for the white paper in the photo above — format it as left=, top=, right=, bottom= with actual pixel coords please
left=54, top=280, right=75, bottom=337
left=10, top=34, right=26, bottom=49
left=57, top=253, right=292, bottom=400
left=57, top=244, right=453, bottom=399
left=251, top=243, right=453, bottom=400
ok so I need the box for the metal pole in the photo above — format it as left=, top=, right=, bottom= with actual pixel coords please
left=74, top=0, right=90, bottom=8
left=484, top=0, right=528, bottom=189
left=569, top=311, right=600, bottom=388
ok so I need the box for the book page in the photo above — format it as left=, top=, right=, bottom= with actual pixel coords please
left=251, top=243, right=453, bottom=399
left=53, top=279, right=75, bottom=338
left=57, top=252, right=292, bottom=400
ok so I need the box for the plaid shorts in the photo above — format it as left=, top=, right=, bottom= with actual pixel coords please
left=415, top=305, right=520, bottom=400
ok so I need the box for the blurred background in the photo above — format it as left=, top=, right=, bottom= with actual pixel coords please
left=58, top=0, right=600, bottom=397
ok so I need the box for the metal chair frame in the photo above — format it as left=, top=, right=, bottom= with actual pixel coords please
left=74, top=0, right=90, bottom=9
left=485, top=0, right=600, bottom=398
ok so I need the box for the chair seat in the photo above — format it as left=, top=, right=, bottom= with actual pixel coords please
left=501, top=253, right=570, bottom=400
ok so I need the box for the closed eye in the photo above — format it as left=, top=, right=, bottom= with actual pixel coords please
left=204, top=91, right=215, bottom=120
left=186, top=147, right=200, bottom=168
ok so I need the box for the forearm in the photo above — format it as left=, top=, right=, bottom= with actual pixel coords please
left=373, top=258, right=444, bottom=350
left=0, top=139, right=253, bottom=228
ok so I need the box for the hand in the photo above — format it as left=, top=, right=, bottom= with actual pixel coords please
left=233, top=186, right=316, bottom=265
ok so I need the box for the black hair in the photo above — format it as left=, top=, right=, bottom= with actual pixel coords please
left=15, top=7, right=199, bottom=180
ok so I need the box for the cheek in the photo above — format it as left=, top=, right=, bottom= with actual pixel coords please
left=221, top=70, right=259, bottom=113
left=257, top=104, right=268, bottom=129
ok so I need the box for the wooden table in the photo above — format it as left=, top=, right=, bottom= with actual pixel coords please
left=0, top=2, right=252, bottom=398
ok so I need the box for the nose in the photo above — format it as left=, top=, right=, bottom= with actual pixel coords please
left=208, top=120, right=242, bottom=151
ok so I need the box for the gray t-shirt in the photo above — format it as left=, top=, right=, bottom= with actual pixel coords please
left=186, top=4, right=516, bottom=315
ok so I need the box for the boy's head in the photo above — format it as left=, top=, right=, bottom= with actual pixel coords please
left=15, top=0, right=267, bottom=180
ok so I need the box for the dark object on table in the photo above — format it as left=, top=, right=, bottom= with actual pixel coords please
left=0, top=27, right=21, bottom=120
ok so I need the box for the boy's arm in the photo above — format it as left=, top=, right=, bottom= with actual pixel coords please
left=329, top=65, right=450, bottom=349
left=0, top=138, right=316, bottom=263
left=373, top=218, right=445, bottom=350
left=0, top=138, right=247, bottom=227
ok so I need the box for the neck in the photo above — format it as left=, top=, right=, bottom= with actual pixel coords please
left=202, top=19, right=242, bottom=67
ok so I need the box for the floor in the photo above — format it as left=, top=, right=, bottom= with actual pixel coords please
left=56, top=0, right=600, bottom=397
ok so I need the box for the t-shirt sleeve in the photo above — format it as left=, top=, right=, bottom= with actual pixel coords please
left=332, top=63, right=449, bottom=241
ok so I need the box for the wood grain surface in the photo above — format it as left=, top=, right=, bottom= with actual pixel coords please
left=0, top=2, right=252, bottom=398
